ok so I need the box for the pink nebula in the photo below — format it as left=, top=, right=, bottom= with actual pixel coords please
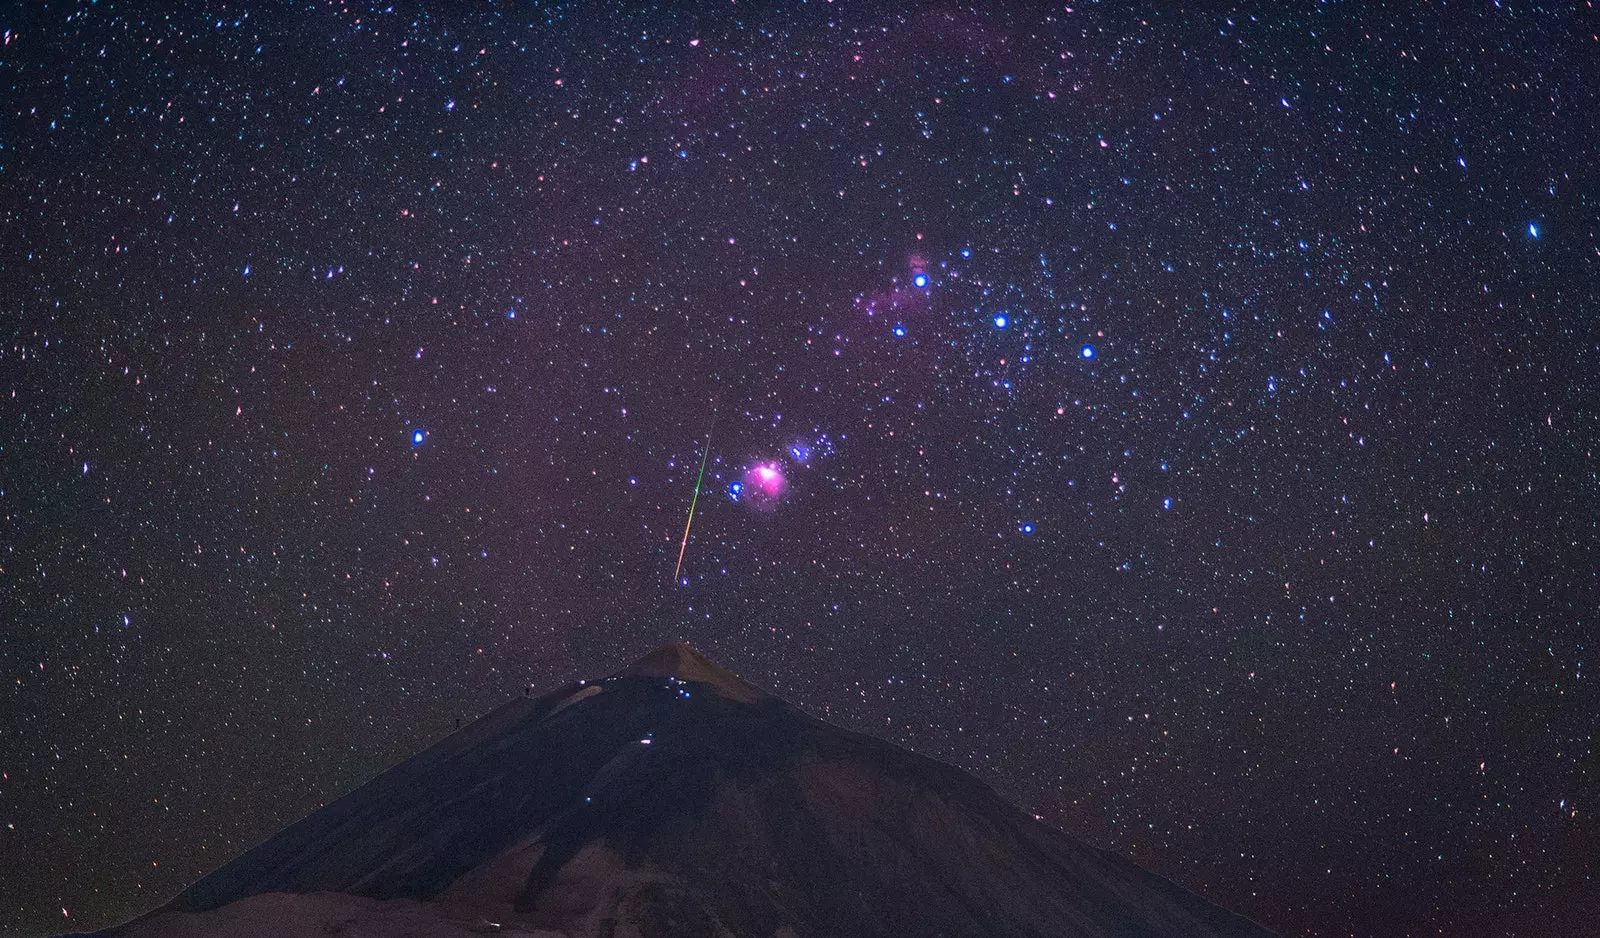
left=741, top=462, right=787, bottom=509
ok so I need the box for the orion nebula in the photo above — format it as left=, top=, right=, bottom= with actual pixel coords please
left=739, top=461, right=787, bottom=511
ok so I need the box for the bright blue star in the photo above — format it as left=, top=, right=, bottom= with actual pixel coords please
left=893, top=325, right=906, bottom=337
left=1528, top=223, right=1539, bottom=239
left=1020, top=522, right=1035, bottom=535
left=912, top=272, right=929, bottom=288
left=411, top=429, right=426, bottom=446
left=790, top=444, right=811, bottom=462
left=961, top=248, right=971, bottom=258
left=993, top=314, right=1008, bottom=329
left=727, top=481, right=743, bottom=501
left=1080, top=344, right=1096, bottom=359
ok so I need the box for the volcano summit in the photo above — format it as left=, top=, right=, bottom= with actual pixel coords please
left=81, top=644, right=1276, bottom=937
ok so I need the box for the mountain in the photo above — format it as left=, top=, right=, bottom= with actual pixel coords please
left=81, top=643, right=1277, bottom=937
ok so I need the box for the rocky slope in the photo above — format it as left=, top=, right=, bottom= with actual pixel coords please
left=82, top=643, right=1276, bottom=937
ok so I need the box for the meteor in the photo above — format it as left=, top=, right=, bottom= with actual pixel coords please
left=673, top=410, right=717, bottom=584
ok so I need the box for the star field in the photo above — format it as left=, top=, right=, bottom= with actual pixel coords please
left=3, top=3, right=1598, bottom=936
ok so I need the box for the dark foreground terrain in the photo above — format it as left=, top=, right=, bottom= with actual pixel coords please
left=77, top=644, right=1276, bottom=937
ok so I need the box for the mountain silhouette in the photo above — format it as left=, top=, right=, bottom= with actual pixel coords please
left=82, top=643, right=1277, bottom=937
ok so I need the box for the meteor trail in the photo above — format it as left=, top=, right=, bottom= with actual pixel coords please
left=673, top=410, right=717, bottom=584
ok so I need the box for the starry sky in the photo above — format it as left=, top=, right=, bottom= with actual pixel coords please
left=3, top=3, right=1598, bottom=936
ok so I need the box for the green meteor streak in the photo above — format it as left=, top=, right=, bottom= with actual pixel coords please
left=673, top=420, right=715, bottom=584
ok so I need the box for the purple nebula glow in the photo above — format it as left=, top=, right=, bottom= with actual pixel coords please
left=740, top=461, right=787, bottom=510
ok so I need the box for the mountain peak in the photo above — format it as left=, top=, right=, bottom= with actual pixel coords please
left=96, top=642, right=1279, bottom=938
left=617, top=641, right=771, bottom=703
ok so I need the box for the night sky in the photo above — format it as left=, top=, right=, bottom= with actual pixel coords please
left=4, top=3, right=1598, bottom=936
